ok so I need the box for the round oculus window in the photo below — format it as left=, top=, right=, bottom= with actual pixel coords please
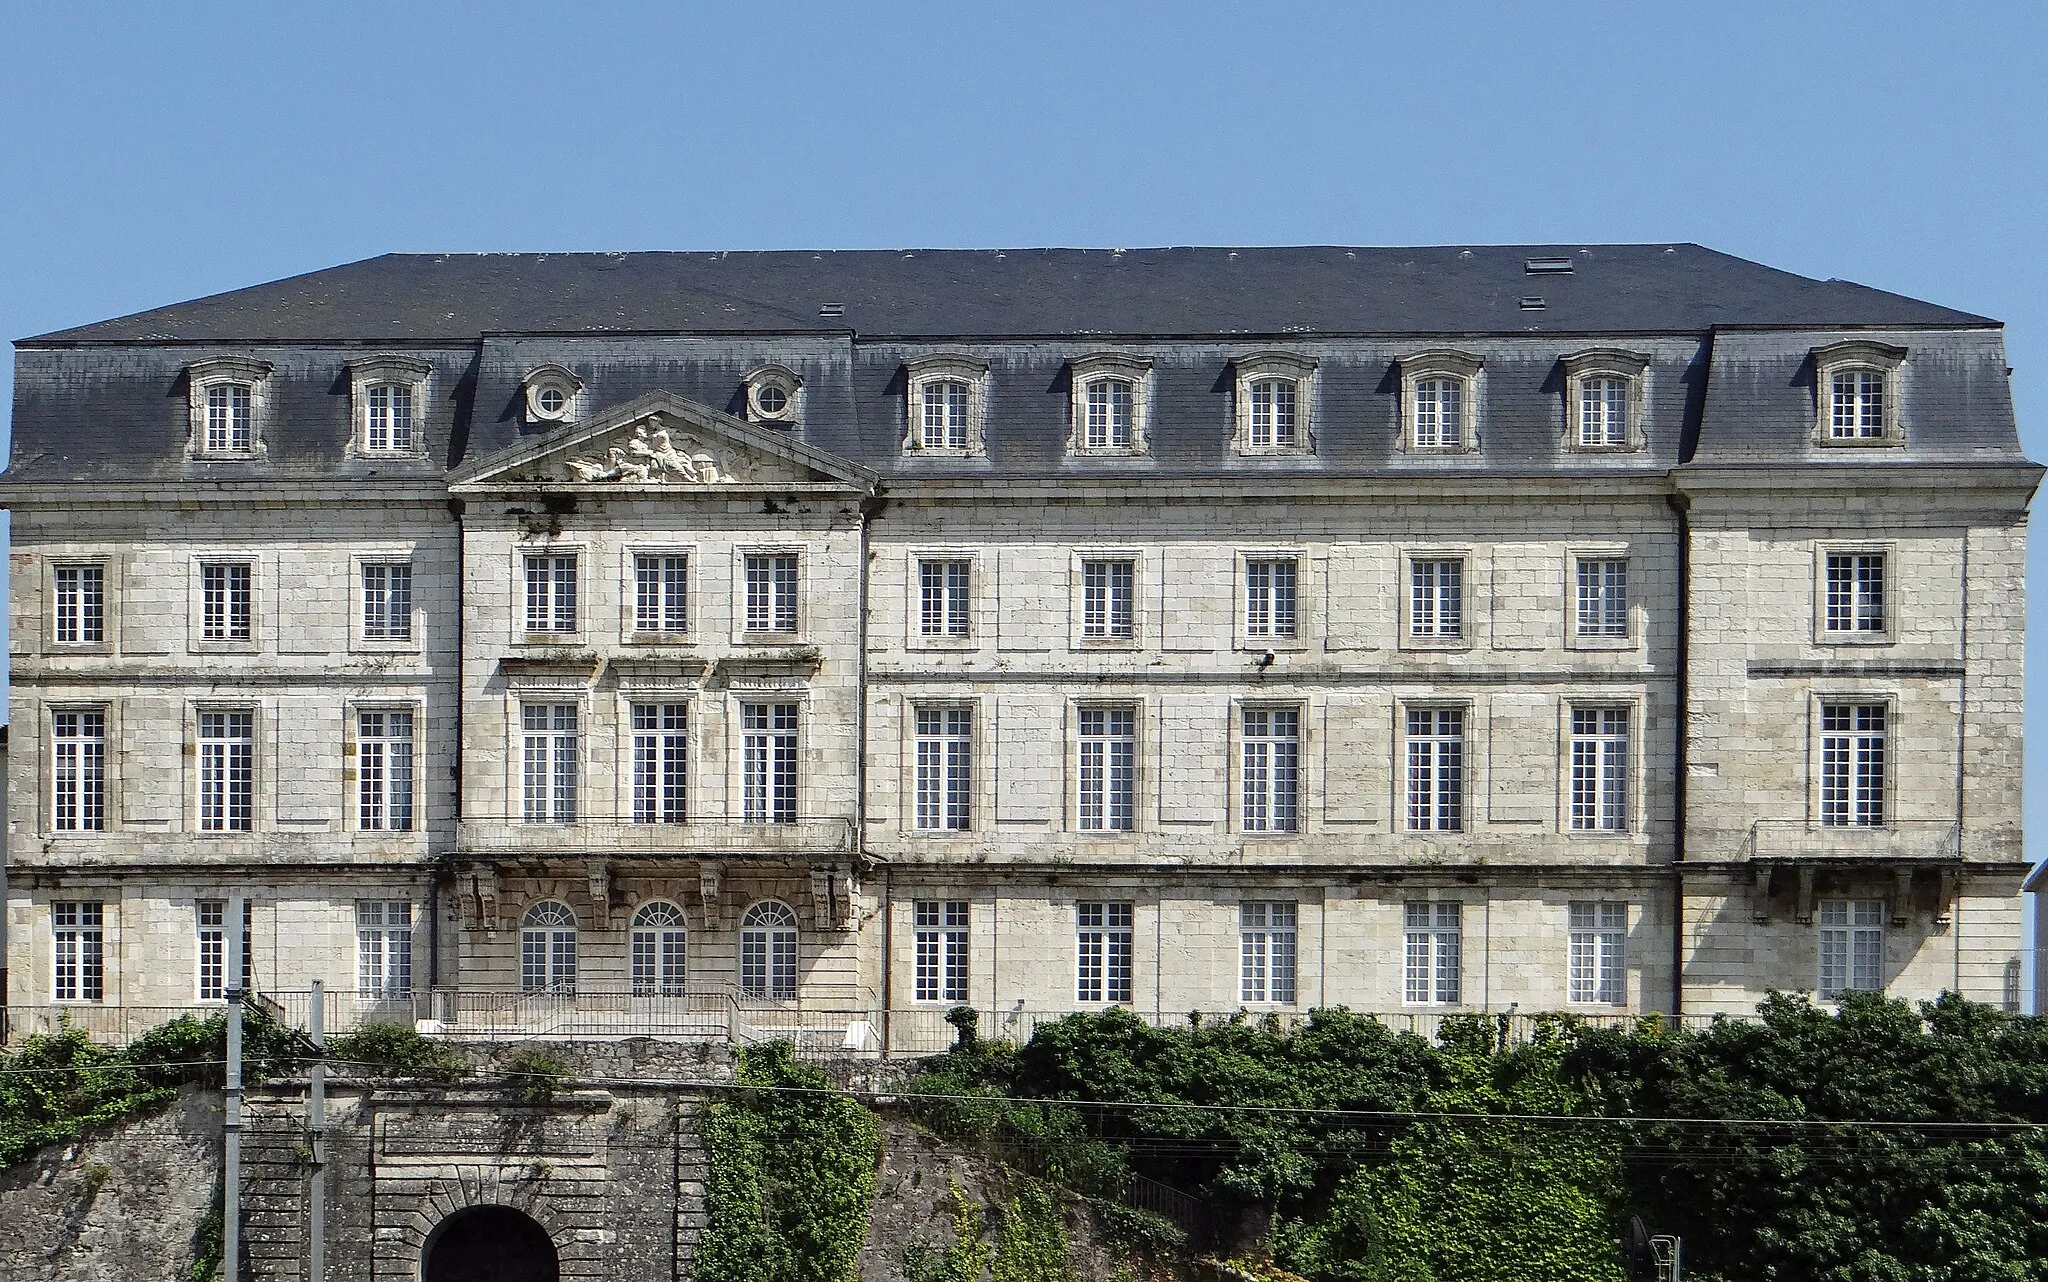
left=754, top=384, right=790, bottom=416
left=538, top=386, right=565, bottom=414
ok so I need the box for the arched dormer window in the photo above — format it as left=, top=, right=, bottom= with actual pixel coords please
left=630, top=901, right=687, bottom=996
left=186, top=356, right=273, bottom=460
left=1561, top=349, right=1650, bottom=452
left=745, top=365, right=803, bottom=428
left=739, top=900, right=798, bottom=999
left=520, top=900, right=577, bottom=993
left=1812, top=341, right=1907, bottom=446
left=1232, top=352, right=1318, bottom=455
left=1395, top=351, right=1482, bottom=454
left=1068, top=354, right=1152, bottom=456
left=521, top=364, right=583, bottom=426
left=904, top=355, right=988, bottom=455
left=348, top=355, right=432, bottom=456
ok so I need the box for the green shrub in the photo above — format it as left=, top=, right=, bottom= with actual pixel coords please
left=327, top=1021, right=467, bottom=1082
left=504, top=1047, right=567, bottom=1103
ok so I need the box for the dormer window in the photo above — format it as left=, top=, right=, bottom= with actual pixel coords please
left=904, top=356, right=988, bottom=455
left=1561, top=349, right=1649, bottom=452
left=348, top=355, right=432, bottom=457
left=1812, top=341, right=1906, bottom=446
left=1396, top=351, right=1481, bottom=453
left=186, top=356, right=272, bottom=460
left=521, top=364, right=583, bottom=426
left=745, top=365, right=803, bottom=428
left=1068, top=354, right=1152, bottom=456
left=1232, top=353, right=1317, bottom=455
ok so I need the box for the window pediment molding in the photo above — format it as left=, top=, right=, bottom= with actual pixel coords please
left=1394, top=349, right=1483, bottom=380
left=1560, top=349, right=1650, bottom=452
left=185, top=357, right=273, bottom=461
left=1395, top=350, right=1481, bottom=453
left=1232, top=352, right=1318, bottom=455
left=1560, top=348, right=1651, bottom=378
left=903, top=355, right=988, bottom=456
left=1068, top=353, right=1153, bottom=456
left=1811, top=341, right=1907, bottom=447
left=348, top=355, right=432, bottom=458
left=522, top=364, right=584, bottom=426
left=1812, top=340, right=1908, bottom=372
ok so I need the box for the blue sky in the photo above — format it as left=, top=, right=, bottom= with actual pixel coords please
left=3, top=1, right=2045, bottom=960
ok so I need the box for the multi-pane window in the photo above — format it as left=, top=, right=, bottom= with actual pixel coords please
left=741, top=702, right=799, bottom=823
left=204, top=383, right=253, bottom=453
left=1412, top=378, right=1463, bottom=448
left=357, top=710, right=416, bottom=832
left=1077, top=706, right=1137, bottom=832
left=914, top=706, right=974, bottom=832
left=364, top=384, right=415, bottom=452
left=362, top=564, right=413, bottom=641
left=1239, top=901, right=1298, bottom=1004
left=630, top=901, right=687, bottom=996
left=913, top=900, right=970, bottom=1003
left=1821, top=703, right=1887, bottom=827
left=197, top=899, right=253, bottom=1000
left=53, top=902, right=104, bottom=1002
left=1824, top=553, right=1886, bottom=634
left=520, top=901, right=577, bottom=993
left=1818, top=899, right=1885, bottom=997
left=1578, top=376, right=1630, bottom=446
left=201, top=562, right=253, bottom=641
left=1247, top=379, right=1298, bottom=448
left=1569, top=707, right=1631, bottom=833
left=630, top=703, right=688, bottom=824
left=1241, top=707, right=1300, bottom=833
left=521, top=704, right=579, bottom=823
left=51, top=710, right=107, bottom=832
left=356, top=901, right=413, bottom=999
left=1403, top=901, right=1463, bottom=1005
left=919, top=559, right=973, bottom=638
left=1405, top=708, right=1464, bottom=832
left=53, top=565, right=106, bottom=644
left=1575, top=558, right=1628, bottom=639
left=1409, top=559, right=1463, bottom=638
left=1083, top=378, right=1135, bottom=449
left=1075, top=902, right=1134, bottom=1003
left=634, top=554, right=689, bottom=633
left=198, top=710, right=255, bottom=832
left=1568, top=901, right=1627, bottom=1004
left=921, top=379, right=972, bottom=450
left=1244, top=558, right=1298, bottom=638
left=524, top=554, right=578, bottom=633
left=743, top=553, right=800, bottom=633
left=1830, top=370, right=1886, bottom=440
left=1081, top=558, right=1135, bottom=639
left=740, top=901, right=799, bottom=999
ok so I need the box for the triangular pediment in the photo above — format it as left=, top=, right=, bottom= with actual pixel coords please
left=448, top=391, right=878, bottom=494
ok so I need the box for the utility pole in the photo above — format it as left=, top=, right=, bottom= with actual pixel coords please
left=307, top=979, right=326, bottom=1282
left=224, top=893, right=245, bottom=1282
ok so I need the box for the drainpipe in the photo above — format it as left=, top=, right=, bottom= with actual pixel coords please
left=1953, top=532, right=1970, bottom=995
left=437, top=497, right=466, bottom=993
left=1664, top=492, right=1691, bottom=1017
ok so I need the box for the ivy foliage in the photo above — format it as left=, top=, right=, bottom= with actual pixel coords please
left=697, top=1041, right=883, bottom=1282
left=906, top=1178, right=1075, bottom=1282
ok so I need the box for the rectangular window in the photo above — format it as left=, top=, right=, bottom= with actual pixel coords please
left=356, top=900, right=413, bottom=998
left=922, top=380, right=971, bottom=450
left=634, top=553, right=689, bottom=633
left=1818, top=900, right=1885, bottom=997
left=1405, top=708, right=1464, bottom=832
left=1409, top=559, right=1463, bottom=639
left=1575, top=558, right=1628, bottom=639
left=523, top=554, right=578, bottom=633
left=1248, top=379, right=1298, bottom=448
left=919, top=559, right=973, bottom=638
left=1075, top=901, right=1134, bottom=1003
left=1239, top=901, right=1298, bottom=1004
left=205, top=383, right=252, bottom=453
left=743, top=553, right=800, bottom=633
left=1824, top=553, right=1886, bottom=634
left=741, top=702, right=799, bottom=823
left=362, top=563, right=413, bottom=641
left=52, top=901, right=104, bottom=1002
left=53, top=564, right=106, bottom=644
left=1240, top=707, right=1300, bottom=833
left=521, top=703, right=579, bottom=823
left=1569, top=707, right=1630, bottom=832
left=1084, top=378, right=1134, bottom=449
left=357, top=710, right=416, bottom=832
left=198, top=710, right=255, bottom=832
left=1830, top=371, right=1886, bottom=440
left=1403, top=901, right=1462, bottom=1005
left=51, top=709, right=107, bottom=832
left=630, top=702, right=688, bottom=824
left=1244, top=558, right=1298, bottom=639
left=201, top=562, right=253, bottom=641
left=913, top=900, right=970, bottom=1003
left=1412, top=378, right=1462, bottom=448
left=1081, top=558, right=1135, bottom=639
left=365, top=384, right=414, bottom=452
left=1568, top=901, right=1627, bottom=1004
left=196, top=899, right=253, bottom=1000
left=1821, top=703, right=1887, bottom=827
left=1578, top=376, right=1629, bottom=446
left=914, top=706, right=974, bottom=831
left=1077, top=706, right=1137, bottom=832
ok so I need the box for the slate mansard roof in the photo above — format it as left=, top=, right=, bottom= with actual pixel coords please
left=6, top=244, right=2026, bottom=486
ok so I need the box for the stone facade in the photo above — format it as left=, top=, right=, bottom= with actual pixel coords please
left=1, top=246, right=2036, bottom=1053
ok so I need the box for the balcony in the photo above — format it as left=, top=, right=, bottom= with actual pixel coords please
left=455, top=816, right=856, bottom=859
left=1742, top=819, right=1959, bottom=863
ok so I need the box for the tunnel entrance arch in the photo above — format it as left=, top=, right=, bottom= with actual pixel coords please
left=421, top=1204, right=560, bottom=1282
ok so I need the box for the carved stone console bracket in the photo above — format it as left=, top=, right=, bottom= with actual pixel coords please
left=1891, top=867, right=1914, bottom=927
left=1751, top=865, right=1773, bottom=924
left=587, top=857, right=613, bottom=929
left=472, top=865, right=501, bottom=937
left=1795, top=866, right=1817, bottom=925
left=698, top=864, right=724, bottom=931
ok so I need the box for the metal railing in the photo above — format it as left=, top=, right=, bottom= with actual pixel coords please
left=455, top=816, right=857, bottom=857
left=1743, top=819, right=1960, bottom=862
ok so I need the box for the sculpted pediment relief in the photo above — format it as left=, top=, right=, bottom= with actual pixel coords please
left=564, top=421, right=758, bottom=485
